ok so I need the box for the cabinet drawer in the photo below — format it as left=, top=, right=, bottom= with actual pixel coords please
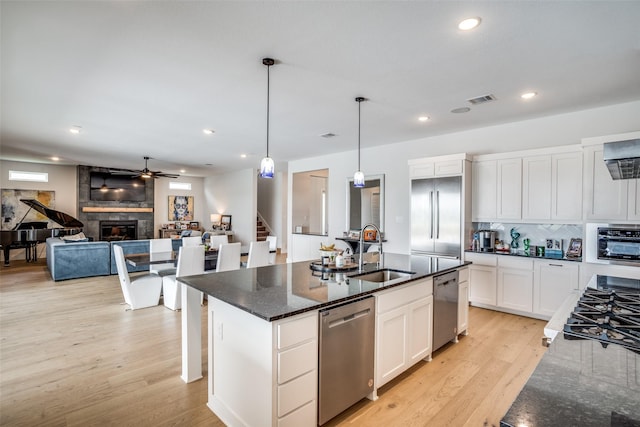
left=498, top=256, right=533, bottom=270
left=278, top=399, right=316, bottom=427
left=277, top=370, right=316, bottom=417
left=465, top=252, right=497, bottom=266
left=277, top=313, right=317, bottom=350
left=458, top=267, right=469, bottom=283
left=278, top=340, right=317, bottom=384
left=377, top=279, right=432, bottom=313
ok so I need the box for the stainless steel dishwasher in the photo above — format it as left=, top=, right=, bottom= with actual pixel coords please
left=318, top=296, right=375, bottom=425
left=432, top=270, right=459, bottom=352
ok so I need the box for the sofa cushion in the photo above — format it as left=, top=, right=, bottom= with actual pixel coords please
left=46, top=237, right=111, bottom=281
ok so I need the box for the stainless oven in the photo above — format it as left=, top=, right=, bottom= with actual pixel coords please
left=597, top=226, right=640, bottom=265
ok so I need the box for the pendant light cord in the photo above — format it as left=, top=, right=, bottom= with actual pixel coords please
left=358, top=99, right=361, bottom=171
left=266, top=63, right=270, bottom=158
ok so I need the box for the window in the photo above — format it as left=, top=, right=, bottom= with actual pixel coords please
left=169, top=182, right=191, bottom=190
left=8, top=170, right=48, bottom=182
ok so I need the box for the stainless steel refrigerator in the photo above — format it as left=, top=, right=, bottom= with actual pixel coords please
left=410, top=176, right=462, bottom=259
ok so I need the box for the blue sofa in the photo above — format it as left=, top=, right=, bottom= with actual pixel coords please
left=46, top=237, right=111, bottom=281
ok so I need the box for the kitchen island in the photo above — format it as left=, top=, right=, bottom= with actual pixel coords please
left=501, top=275, right=640, bottom=426
left=178, top=253, right=469, bottom=426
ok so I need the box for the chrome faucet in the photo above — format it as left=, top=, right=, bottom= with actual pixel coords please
left=359, top=223, right=382, bottom=271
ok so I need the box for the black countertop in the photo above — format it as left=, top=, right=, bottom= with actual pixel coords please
left=501, top=275, right=640, bottom=427
left=178, top=253, right=469, bottom=322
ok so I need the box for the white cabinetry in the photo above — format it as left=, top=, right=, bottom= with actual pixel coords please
left=465, top=252, right=497, bottom=306
left=497, top=158, right=522, bottom=219
left=409, top=154, right=468, bottom=179
left=630, top=180, right=640, bottom=220
left=472, top=160, right=497, bottom=220
left=522, top=151, right=583, bottom=221
left=497, top=257, right=533, bottom=313
left=375, top=278, right=433, bottom=388
left=533, top=260, right=579, bottom=318
left=584, top=145, right=630, bottom=221
left=457, top=267, right=469, bottom=337
left=472, top=158, right=521, bottom=220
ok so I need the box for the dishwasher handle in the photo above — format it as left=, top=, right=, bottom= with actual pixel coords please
left=327, top=308, right=371, bottom=328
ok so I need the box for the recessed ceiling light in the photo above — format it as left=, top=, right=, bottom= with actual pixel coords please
left=180, top=169, right=186, bottom=173
left=451, top=107, right=471, bottom=114
left=521, top=92, right=538, bottom=100
left=203, top=129, right=215, bottom=135
left=51, top=156, right=60, bottom=161
left=240, top=154, right=247, bottom=158
left=418, top=116, right=430, bottom=122
left=458, top=17, right=481, bottom=31
left=69, top=126, right=82, bottom=134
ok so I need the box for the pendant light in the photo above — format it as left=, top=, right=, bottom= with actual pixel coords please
left=353, top=97, right=366, bottom=188
left=260, top=57, right=276, bottom=178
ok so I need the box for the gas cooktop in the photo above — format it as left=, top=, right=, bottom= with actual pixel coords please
left=563, top=277, right=640, bottom=354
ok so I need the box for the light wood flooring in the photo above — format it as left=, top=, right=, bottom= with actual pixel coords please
left=0, top=257, right=546, bottom=426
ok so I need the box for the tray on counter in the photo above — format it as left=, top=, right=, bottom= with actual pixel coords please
left=309, top=260, right=359, bottom=273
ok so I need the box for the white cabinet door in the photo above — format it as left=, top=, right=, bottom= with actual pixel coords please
left=497, top=268, right=533, bottom=312
left=497, top=158, right=522, bottom=219
left=472, top=160, right=497, bottom=220
left=407, top=296, right=433, bottom=365
left=584, top=146, right=629, bottom=221
left=458, top=280, right=469, bottom=336
left=552, top=152, right=582, bottom=220
left=522, top=155, right=552, bottom=220
left=469, top=265, right=497, bottom=306
left=376, top=305, right=408, bottom=387
left=534, top=261, right=579, bottom=318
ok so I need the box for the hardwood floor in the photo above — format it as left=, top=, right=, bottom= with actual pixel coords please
left=0, top=258, right=546, bottom=426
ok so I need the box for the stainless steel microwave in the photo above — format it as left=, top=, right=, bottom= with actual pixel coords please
left=597, top=226, right=640, bottom=264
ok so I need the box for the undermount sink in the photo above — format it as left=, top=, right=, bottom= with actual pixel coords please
left=350, top=269, right=414, bottom=283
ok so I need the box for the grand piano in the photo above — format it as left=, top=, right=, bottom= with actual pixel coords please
left=1, top=199, right=83, bottom=266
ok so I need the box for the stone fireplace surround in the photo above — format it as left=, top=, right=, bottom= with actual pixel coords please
left=77, top=166, right=154, bottom=241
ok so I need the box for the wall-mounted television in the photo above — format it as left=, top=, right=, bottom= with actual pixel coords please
left=90, top=172, right=147, bottom=202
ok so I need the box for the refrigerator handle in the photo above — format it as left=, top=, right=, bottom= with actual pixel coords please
left=429, top=191, right=434, bottom=239
left=435, top=190, right=440, bottom=239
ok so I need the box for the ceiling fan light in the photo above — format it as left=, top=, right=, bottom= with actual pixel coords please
left=100, top=184, right=109, bottom=192
left=141, top=172, right=152, bottom=179
left=353, top=170, right=365, bottom=188
left=260, top=156, right=275, bottom=178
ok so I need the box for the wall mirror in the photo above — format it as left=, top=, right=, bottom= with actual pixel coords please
left=292, top=169, right=329, bottom=235
left=346, top=174, right=384, bottom=233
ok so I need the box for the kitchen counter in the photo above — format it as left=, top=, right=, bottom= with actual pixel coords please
left=179, top=252, right=468, bottom=321
left=464, top=249, right=581, bottom=263
left=501, top=275, right=640, bottom=427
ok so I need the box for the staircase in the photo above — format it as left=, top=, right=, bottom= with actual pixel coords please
left=256, top=217, right=269, bottom=241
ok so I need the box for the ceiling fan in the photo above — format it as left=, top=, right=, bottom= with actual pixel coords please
left=108, top=156, right=179, bottom=179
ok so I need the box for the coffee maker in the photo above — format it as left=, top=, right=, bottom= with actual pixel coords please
left=478, top=230, right=496, bottom=252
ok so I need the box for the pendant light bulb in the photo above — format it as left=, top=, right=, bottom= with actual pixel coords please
left=260, top=58, right=276, bottom=179
left=353, top=97, right=366, bottom=188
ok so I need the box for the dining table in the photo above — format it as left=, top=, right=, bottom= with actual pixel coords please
left=125, top=250, right=220, bottom=271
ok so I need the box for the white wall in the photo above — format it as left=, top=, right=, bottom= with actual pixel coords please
left=288, top=100, right=640, bottom=255
left=153, top=176, right=205, bottom=236
left=1, top=160, right=78, bottom=217
left=204, top=168, right=256, bottom=247
left=257, top=170, right=287, bottom=253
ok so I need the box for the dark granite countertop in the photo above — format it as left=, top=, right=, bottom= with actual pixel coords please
left=178, top=253, right=469, bottom=322
left=464, top=249, right=582, bottom=263
left=501, top=275, right=640, bottom=427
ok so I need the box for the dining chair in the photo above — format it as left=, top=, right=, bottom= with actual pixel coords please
left=182, top=236, right=203, bottom=247
left=265, top=235, right=277, bottom=264
left=216, top=242, right=241, bottom=272
left=210, top=234, right=228, bottom=249
left=246, top=241, right=270, bottom=268
left=162, top=245, right=204, bottom=311
left=149, top=238, right=176, bottom=277
left=113, top=245, right=162, bottom=310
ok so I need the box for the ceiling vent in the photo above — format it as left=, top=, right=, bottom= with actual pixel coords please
left=320, top=133, right=337, bottom=138
left=467, top=94, right=497, bottom=105
left=603, top=139, right=640, bottom=180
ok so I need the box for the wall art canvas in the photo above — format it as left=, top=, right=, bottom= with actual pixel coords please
left=1, top=189, right=55, bottom=230
left=168, top=195, right=194, bottom=221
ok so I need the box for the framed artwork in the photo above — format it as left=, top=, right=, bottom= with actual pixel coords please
left=363, top=229, right=377, bottom=241
left=566, top=238, right=582, bottom=258
left=169, top=195, right=194, bottom=221
left=189, top=221, right=199, bottom=230
left=220, top=214, right=232, bottom=230
left=1, top=189, right=55, bottom=230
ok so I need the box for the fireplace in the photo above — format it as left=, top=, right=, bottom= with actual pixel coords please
left=100, top=220, right=138, bottom=241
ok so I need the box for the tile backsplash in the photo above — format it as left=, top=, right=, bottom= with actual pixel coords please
left=472, top=222, right=583, bottom=253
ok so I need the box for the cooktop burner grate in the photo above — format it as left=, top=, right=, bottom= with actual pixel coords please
left=563, top=288, right=640, bottom=354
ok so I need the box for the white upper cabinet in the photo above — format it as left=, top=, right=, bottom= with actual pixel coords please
left=497, top=158, right=522, bottom=219
left=629, top=180, right=640, bottom=220
left=522, top=155, right=552, bottom=220
left=584, top=145, right=630, bottom=221
left=472, top=160, right=497, bottom=221
left=409, top=153, right=468, bottom=179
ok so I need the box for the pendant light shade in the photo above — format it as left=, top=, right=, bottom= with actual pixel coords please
left=353, top=97, right=366, bottom=188
left=260, top=58, right=276, bottom=178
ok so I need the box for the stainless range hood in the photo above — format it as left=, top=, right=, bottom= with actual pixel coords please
left=603, top=139, right=640, bottom=180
